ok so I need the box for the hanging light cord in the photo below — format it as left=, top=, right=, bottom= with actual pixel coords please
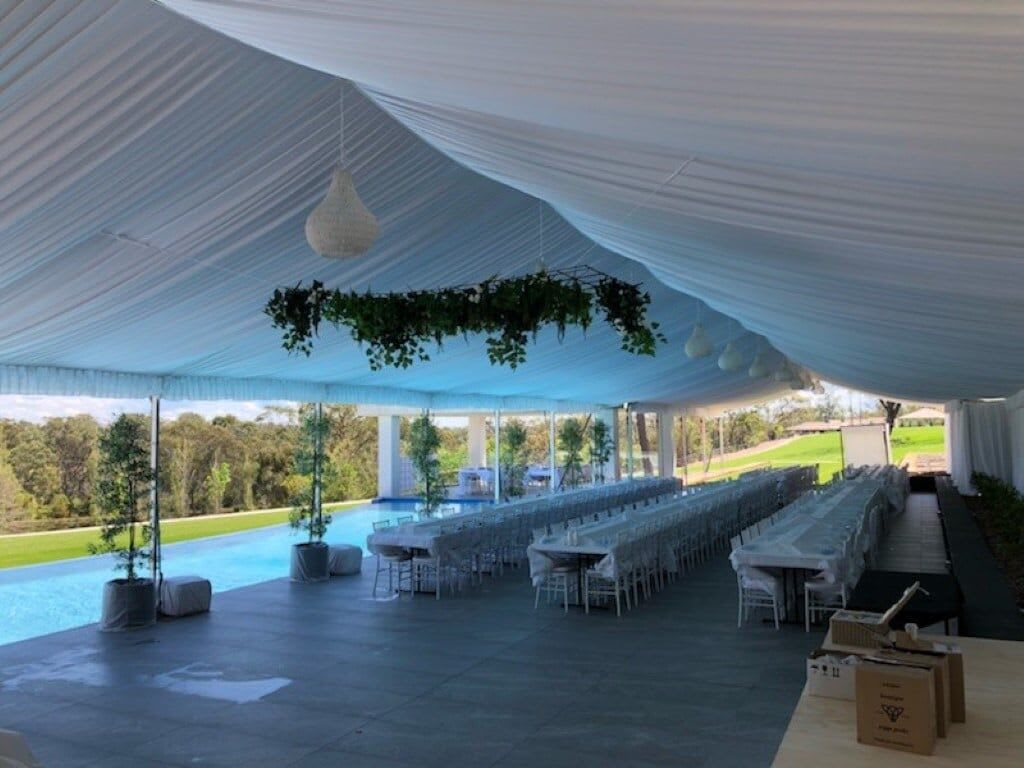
left=339, top=80, right=346, bottom=166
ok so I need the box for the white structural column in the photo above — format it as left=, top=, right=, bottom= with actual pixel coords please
left=149, top=394, right=161, bottom=587
left=626, top=406, right=635, bottom=478
left=377, top=415, right=402, bottom=498
left=611, top=409, right=622, bottom=481
left=548, top=411, right=557, bottom=493
left=467, top=413, right=487, bottom=468
left=680, top=411, right=688, bottom=486
left=657, top=410, right=676, bottom=480
left=493, top=409, right=501, bottom=502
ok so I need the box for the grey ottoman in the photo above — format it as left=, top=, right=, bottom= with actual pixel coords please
left=160, top=575, right=212, bottom=617
left=329, top=544, right=363, bottom=576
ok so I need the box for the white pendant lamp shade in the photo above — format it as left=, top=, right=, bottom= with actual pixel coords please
left=748, top=351, right=771, bottom=378
left=305, top=167, right=379, bottom=258
left=717, top=341, right=745, bottom=372
left=684, top=324, right=713, bottom=359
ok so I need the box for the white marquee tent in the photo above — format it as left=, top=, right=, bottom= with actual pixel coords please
left=1, top=1, right=1023, bottom=486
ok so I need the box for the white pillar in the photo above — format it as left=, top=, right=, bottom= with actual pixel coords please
left=149, top=395, right=161, bottom=587
left=468, top=414, right=487, bottom=467
left=657, top=410, right=676, bottom=480
left=377, top=415, right=402, bottom=497
left=626, top=407, right=635, bottom=478
left=548, top=411, right=557, bottom=493
left=680, top=411, right=688, bottom=487
left=493, top=409, right=501, bottom=503
left=611, top=409, right=622, bottom=481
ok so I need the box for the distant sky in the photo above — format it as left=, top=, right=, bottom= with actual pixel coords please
left=0, top=383, right=895, bottom=425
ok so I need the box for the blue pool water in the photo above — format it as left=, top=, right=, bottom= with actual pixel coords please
left=0, top=501, right=482, bottom=647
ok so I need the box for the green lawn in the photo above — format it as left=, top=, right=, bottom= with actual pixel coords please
left=682, top=425, right=944, bottom=483
left=0, top=500, right=367, bottom=570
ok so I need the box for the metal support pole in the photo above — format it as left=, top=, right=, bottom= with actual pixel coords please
left=548, top=411, right=557, bottom=494
left=718, top=415, right=725, bottom=469
left=314, top=402, right=323, bottom=529
left=149, top=395, right=161, bottom=589
left=626, top=407, right=635, bottom=478
left=493, top=409, right=501, bottom=503
left=681, top=412, right=688, bottom=487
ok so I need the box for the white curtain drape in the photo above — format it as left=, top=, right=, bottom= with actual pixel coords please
left=1007, top=390, right=1024, bottom=494
left=946, top=399, right=1014, bottom=493
left=162, top=0, right=1024, bottom=402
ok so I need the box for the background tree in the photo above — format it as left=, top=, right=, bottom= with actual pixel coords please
left=205, top=462, right=232, bottom=514
left=558, top=417, right=586, bottom=488
left=42, top=415, right=99, bottom=515
left=90, top=414, right=152, bottom=581
left=408, top=413, right=446, bottom=514
left=879, top=400, right=902, bottom=434
left=289, top=406, right=333, bottom=543
left=590, top=418, right=613, bottom=483
left=500, top=419, right=528, bottom=499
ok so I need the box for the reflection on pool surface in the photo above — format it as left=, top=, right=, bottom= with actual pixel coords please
left=0, top=501, right=482, bottom=646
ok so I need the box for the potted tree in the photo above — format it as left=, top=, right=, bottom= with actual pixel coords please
left=500, top=419, right=528, bottom=500
left=590, top=418, right=613, bottom=484
left=408, top=412, right=446, bottom=516
left=558, top=418, right=586, bottom=489
left=289, top=405, right=333, bottom=582
left=92, top=414, right=155, bottom=631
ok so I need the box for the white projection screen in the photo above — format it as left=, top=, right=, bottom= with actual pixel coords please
left=840, top=424, right=892, bottom=467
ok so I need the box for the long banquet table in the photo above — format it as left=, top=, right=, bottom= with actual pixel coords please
left=366, top=477, right=679, bottom=573
left=529, top=466, right=816, bottom=588
left=729, top=465, right=908, bottom=621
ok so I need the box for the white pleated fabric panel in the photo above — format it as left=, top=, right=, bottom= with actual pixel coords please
left=0, top=0, right=791, bottom=410
left=945, top=399, right=1014, bottom=493
left=1006, top=391, right=1024, bottom=494
left=162, top=0, right=1024, bottom=401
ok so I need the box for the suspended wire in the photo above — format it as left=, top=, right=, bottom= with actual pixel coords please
left=339, top=79, right=346, bottom=166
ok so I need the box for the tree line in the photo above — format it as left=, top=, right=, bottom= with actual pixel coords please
left=0, top=405, right=377, bottom=534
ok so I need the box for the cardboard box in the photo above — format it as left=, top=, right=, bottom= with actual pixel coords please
left=806, top=650, right=860, bottom=700
left=893, top=631, right=966, bottom=723
left=871, top=649, right=951, bottom=737
left=830, top=581, right=920, bottom=647
left=856, top=658, right=937, bottom=756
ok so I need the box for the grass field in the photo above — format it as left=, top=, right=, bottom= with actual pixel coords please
left=0, top=500, right=367, bottom=570
left=682, top=425, right=945, bottom=483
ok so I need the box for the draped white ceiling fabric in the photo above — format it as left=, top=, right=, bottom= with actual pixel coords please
left=160, top=0, right=1024, bottom=402
left=0, top=0, right=795, bottom=411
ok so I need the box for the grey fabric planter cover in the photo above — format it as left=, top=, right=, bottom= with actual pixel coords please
left=329, top=544, right=363, bottom=575
left=101, top=578, right=156, bottom=631
left=290, top=542, right=330, bottom=582
left=160, top=575, right=212, bottom=617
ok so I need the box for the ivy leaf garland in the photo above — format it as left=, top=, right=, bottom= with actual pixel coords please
left=265, top=268, right=665, bottom=370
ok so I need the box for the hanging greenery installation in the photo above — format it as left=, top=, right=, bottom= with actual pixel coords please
left=266, top=266, right=665, bottom=370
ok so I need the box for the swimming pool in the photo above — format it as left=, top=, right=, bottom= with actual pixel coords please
left=0, top=500, right=482, bottom=646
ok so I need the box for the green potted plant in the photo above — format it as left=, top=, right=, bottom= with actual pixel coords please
left=288, top=405, right=333, bottom=582
left=558, top=418, right=586, bottom=489
left=500, top=419, right=528, bottom=500
left=590, top=418, right=613, bottom=484
left=91, top=414, right=155, bottom=631
left=408, top=413, right=446, bottom=516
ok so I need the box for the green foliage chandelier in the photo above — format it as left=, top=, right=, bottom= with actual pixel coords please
left=266, top=266, right=665, bottom=370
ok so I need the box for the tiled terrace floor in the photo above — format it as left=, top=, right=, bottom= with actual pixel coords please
left=1, top=553, right=820, bottom=767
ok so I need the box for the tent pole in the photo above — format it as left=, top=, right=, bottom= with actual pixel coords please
left=493, top=409, right=501, bottom=503
left=149, top=395, right=161, bottom=595
left=626, top=406, right=634, bottom=478
left=548, top=411, right=556, bottom=494
left=315, top=402, right=323, bottom=533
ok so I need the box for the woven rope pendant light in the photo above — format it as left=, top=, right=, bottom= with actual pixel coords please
left=306, top=82, right=379, bottom=259
left=717, top=321, right=745, bottom=371
left=685, top=324, right=713, bottom=358
left=684, top=303, right=714, bottom=358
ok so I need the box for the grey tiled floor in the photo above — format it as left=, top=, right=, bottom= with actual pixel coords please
left=875, top=493, right=948, bottom=574
left=0, top=554, right=820, bottom=767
